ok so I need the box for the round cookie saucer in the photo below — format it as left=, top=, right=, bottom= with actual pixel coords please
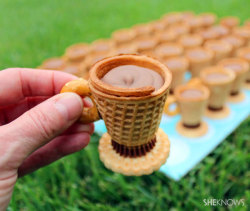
left=205, top=105, right=230, bottom=119
left=176, top=121, right=208, bottom=138
left=228, top=92, right=245, bottom=103
left=98, top=128, right=170, bottom=176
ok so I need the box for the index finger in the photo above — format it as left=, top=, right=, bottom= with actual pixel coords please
left=0, top=68, right=78, bottom=107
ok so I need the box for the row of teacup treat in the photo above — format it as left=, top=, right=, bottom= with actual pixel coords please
left=38, top=11, right=250, bottom=94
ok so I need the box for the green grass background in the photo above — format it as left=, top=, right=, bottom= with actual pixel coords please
left=0, top=0, right=249, bottom=210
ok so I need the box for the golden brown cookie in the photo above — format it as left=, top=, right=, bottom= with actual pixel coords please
left=98, top=128, right=170, bottom=176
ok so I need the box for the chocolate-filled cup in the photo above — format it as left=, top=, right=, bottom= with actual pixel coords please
left=163, top=57, right=189, bottom=92
left=61, top=54, right=172, bottom=146
left=134, top=36, right=159, bottom=56
left=132, top=23, right=153, bottom=38
left=221, top=35, right=245, bottom=56
left=90, top=39, right=115, bottom=54
left=64, top=43, right=90, bottom=63
left=178, top=34, right=204, bottom=51
left=112, top=28, right=136, bottom=46
left=198, top=28, right=220, bottom=41
left=175, top=83, right=209, bottom=126
left=165, top=82, right=209, bottom=137
left=162, top=12, right=182, bottom=26
left=168, top=23, right=190, bottom=38
left=157, top=30, right=177, bottom=44
left=233, top=27, right=250, bottom=46
left=199, top=13, right=217, bottom=28
left=183, top=16, right=203, bottom=33
left=155, top=43, right=184, bottom=60
left=204, top=40, right=232, bottom=64
left=219, top=58, right=249, bottom=102
left=210, top=25, right=230, bottom=38
left=220, top=16, right=240, bottom=30
left=185, top=47, right=214, bottom=77
left=40, top=57, right=66, bottom=70
left=200, top=66, right=235, bottom=118
left=150, top=20, right=167, bottom=33
left=236, top=47, right=250, bottom=87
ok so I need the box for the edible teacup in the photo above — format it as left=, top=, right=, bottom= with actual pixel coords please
left=164, top=81, right=210, bottom=137
left=200, top=66, right=236, bottom=118
left=204, top=40, right=233, bottom=64
left=218, top=58, right=249, bottom=102
left=185, top=47, right=214, bottom=77
left=61, top=54, right=172, bottom=175
left=163, top=56, right=189, bottom=93
left=236, top=47, right=250, bottom=88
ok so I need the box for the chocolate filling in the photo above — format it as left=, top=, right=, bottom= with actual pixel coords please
left=111, top=137, right=156, bottom=158
left=230, top=91, right=239, bottom=96
left=208, top=106, right=223, bottom=111
left=183, top=123, right=201, bottom=129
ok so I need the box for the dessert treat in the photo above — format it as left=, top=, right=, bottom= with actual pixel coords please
left=83, top=52, right=112, bottom=72
left=198, top=28, right=220, bottom=41
left=162, top=12, right=182, bottom=25
left=233, top=27, right=250, bottom=46
left=165, top=82, right=210, bottom=137
left=90, top=39, right=115, bottom=54
left=64, top=43, right=90, bottom=63
left=101, top=65, right=164, bottom=90
left=199, top=13, right=217, bottom=28
left=236, top=47, right=250, bottom=88
left=134, top=36, right=159, bottom=56
left=179, top=11, right=195, bottom=20
left=112, top=28, right=136, bottom=46
left=163, top=57, right=189, bottom=93
left=219, top=58, right=249, bottom=103
left=220, top=16, right=240, bottom=30
left=61, top=63, right=81, bottom=76
left=40, top=57, right=66, bottom=70
left=183, top=16, right=203, bottom=33
left=77, top=62, right=90, bottom=79
left=155, top=43, right=184, bottom=60
left=204, top=40, right=232, bottom=64
left=133, top=23, right=153, bottom=38
left=185, top=47, right=214, bottom=77
left=200, top=66, right=235, bottom=119
left=98, top=128, right=170, bottom=176
left=221, top=35, right=245, bottom=56
left=169, top=23, right=191, bottom=38
left=210, top=25, right=230, bottom=38
left=244, top=20, right=250, bottom=28
left=110, top=44, right=138, bottom=56
left=150, top=20, right=167, bottom=33
left=61, top=54, right=172, bottom=176
left=178, top=34, right=203, bottom=50
left=157, top=30, right=177, bottom=44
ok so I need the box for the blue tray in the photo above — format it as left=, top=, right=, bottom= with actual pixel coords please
left=94, top=88, right=250, bottom=181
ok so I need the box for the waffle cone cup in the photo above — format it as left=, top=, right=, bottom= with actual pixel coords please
left=89, top=54, right=172, bottom=147
left=175, top=83, right=209, bottom=126
left=200, top=66, right=235, bottom=109
left=218, top=58, right=249, bottom=95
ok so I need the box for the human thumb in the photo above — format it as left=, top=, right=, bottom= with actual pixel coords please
left=0, top=92, right=83, bottom=171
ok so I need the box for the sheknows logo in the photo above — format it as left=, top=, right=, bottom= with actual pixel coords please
left=203, top=199, right=245, bottom=207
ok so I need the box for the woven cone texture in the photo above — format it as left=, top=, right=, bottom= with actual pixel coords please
left=89, top=54, right=172, bottom=147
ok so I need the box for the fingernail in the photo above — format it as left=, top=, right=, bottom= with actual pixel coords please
left=54, top=93, right=83, bottom=121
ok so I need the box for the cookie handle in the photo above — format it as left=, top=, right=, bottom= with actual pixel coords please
left=60, top=78, right=100, bottom=123
left=164, top=95, right=180, bottom=116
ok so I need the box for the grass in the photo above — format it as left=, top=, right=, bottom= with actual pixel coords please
left=0, top=0, right=249, bottom=210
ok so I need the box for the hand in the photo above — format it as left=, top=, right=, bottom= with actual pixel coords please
left=0, top=68, right=94, bottom=210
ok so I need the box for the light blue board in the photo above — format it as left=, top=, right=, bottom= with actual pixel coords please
left=94, top=88, right=250, bottom=181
